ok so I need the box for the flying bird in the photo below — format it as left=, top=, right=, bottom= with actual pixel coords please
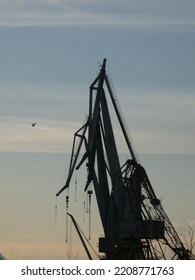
left=32, top=123, right=36, bottom=127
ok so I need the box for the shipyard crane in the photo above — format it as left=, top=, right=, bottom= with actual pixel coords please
left=56, top=58, right=195, bottom=260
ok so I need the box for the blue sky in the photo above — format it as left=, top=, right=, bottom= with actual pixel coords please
left=0, top=0, right=195, bottom=259
left=0, top=1, right=195, bottom=154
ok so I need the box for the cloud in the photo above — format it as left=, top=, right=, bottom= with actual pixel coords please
left=114, top=87, right=195, bottom=154
left=0, top=0, right=194, bottom=29
left=0, top=116, right=79, bottom=153
left=0, top=83, right=87, bottom=153
left=1, top=83, right=195, bottom=154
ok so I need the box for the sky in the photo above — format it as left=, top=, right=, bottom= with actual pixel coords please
left=0, top=0, right=195, bottom=259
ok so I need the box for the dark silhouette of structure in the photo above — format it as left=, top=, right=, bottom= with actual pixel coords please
left=56, top=59, right=195, bottom=260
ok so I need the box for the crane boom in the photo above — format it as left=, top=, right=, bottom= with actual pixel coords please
left=67, top=213, right=93, bottom=260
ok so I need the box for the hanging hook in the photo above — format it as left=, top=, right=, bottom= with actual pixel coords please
left=87, top=189, right=93, bottom=240
left=65, top=193, right=69, bottom=243
left=66, top=195, right=69, bottom=212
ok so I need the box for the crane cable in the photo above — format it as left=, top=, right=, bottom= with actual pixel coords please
left=87, top=188, right=93, bottom=240
left=65, top=189, right=69, bottom=243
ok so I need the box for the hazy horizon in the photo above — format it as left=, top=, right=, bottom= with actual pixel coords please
left=1, top=152, right=194, bottom=259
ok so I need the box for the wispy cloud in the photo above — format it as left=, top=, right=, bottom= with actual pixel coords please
left=115, top=87, right=195, bottom=154
left=0, top=83, right=86, bottom=153
left=0, top=116, right=79, bottom=153
left=1, top=83, right=195, bottom=154
left=0, top=0, right=194, bottom=29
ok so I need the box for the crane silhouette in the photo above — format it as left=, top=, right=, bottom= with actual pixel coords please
left=56, top=58, right=195, bottom=260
